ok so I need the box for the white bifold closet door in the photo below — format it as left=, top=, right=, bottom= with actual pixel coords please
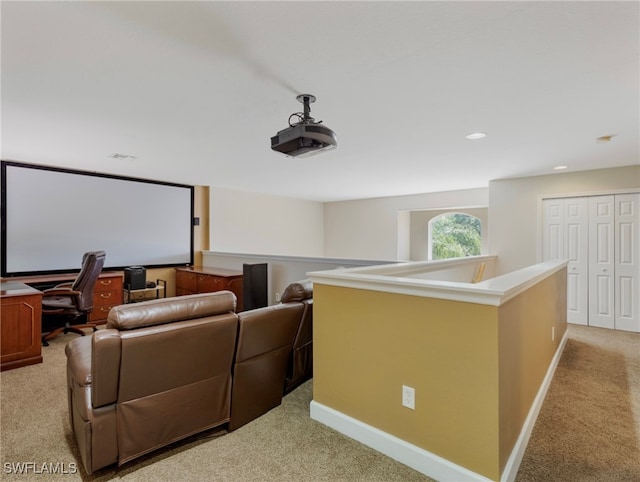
left=542, top=193, right=639, bottom=332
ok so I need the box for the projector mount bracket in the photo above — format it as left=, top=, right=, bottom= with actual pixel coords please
left=289, top=94, right=321, bottom=127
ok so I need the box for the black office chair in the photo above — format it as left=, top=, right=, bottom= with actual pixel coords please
left=41, top=251, right=106, bottom=346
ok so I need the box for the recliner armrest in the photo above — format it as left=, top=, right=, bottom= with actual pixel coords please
left=65, top=336, right=93, bottom=387
left=65, top=331, right=122, bottom=409
left=92, top=330, right=121, bottom=408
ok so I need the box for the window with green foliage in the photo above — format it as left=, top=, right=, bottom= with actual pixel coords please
left=429, top=213, right=482, bottom=260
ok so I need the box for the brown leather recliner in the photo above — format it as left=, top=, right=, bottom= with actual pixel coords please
left=65, top=292, right=239, bottom=474
left=229, top=302, right=304, bottom=430
left=281, top=279, right=314, bottom=394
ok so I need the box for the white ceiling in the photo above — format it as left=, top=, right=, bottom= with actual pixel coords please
left=2, top=1, right=638, bottom=202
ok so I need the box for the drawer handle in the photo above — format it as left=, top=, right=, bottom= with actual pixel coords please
left=100, top=293, right=112, bottom=299
left=100, top=280, right=113, bottom=286
left=100, top=307, right=111, bottom=313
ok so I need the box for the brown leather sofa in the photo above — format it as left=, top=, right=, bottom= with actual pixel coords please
left=65, top=292, right=239, bottom=474
left=65, top=282, right=314, bottom=474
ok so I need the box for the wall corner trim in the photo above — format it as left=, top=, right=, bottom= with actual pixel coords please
left=309, top=401, right=493, bottom=482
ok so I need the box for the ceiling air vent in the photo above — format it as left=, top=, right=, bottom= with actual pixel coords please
left=108, top=153, right=137, bottom=160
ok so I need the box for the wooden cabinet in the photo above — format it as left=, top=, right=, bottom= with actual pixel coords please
left=1, top=282, right=43, bottom=371
left=175, top=267, right=243, bottom=311
left=89, top=273, right=124, bottom=324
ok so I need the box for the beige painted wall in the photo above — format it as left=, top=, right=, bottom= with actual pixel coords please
left=497, top=268, right=567, bottom=473
left=489, top=165, right=640, bottom=274
left=313, top=267, right=567, bottom=480
left=209, top=187, right=325, bottom=257
left=313, top=284, right=501, bottom=479
left=324, top=188, right=488, bottom=260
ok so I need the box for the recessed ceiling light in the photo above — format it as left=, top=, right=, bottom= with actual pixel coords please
left=553, top=165, right=568, bottom=170
left=466, top=132, right=486, bottom=140
left=596, top=135, right=615, bottom=144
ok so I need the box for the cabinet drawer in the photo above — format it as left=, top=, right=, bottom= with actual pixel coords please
left=94, top=290, right=120, bottom=307
left=89, top=306, right=114, bottom=323
left=198, top=275, right=224, bottom=292
left=90, top=275, right=123, bottom=323
left=95, top=276, right=122, bottom=292
left=176, top=270, right=198, bottom=292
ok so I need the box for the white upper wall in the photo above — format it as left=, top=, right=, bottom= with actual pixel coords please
left=209, top=187, right=325, bottom=257
left=210, top=187, right=488, bottom=261
left=208, top=165, right=638, bottom=268
left=323, top=188, right=489, bottom=260
left=489, top=165, right=640, bottom=274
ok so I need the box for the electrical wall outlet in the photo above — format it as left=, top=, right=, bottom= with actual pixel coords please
left=275, top=292, right=281, bottom=302
left=402, top=385, right=415, bottom=410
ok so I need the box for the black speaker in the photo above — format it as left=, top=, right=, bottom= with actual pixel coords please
left=124, top=266, right=146, bottom=290
left=243, top=263, right=268, bottom=311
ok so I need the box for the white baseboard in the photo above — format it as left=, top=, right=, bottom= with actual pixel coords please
left=500, top=329, right=568, bottom=482
left=309, top=401, right=493, bottom=481
left=310, top=330, right=569, bottom=482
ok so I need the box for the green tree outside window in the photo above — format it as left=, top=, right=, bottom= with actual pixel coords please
left=429, top=213, right=481, bottom=260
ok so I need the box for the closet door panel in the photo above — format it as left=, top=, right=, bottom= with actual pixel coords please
left=588, top=196, right=615, bottom=329
left=565, top=198, right=588, bottom=324
left=542, top=199, right=564, bottom=260
left=614, top=193, right=639, bottom=332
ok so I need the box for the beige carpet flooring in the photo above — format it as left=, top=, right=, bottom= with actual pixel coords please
left=1, top=324, right=638, bottom=481
left=516, top=324, right=640, bottom=482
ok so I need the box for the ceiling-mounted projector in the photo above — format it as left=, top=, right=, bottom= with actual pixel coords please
left=271, top=94, right=337, bottom=159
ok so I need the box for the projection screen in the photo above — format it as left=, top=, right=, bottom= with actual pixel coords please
left=1, top=161, right=194, bottom=276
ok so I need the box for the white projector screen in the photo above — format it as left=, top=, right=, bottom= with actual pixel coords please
left=1, top=161, right=194, bottom=276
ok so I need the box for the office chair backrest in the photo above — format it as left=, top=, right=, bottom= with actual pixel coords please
left=71, top=251, right=106, bottom=312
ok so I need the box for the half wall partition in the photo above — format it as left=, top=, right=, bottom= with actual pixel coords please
left=308, top=256, right=568, bottom=482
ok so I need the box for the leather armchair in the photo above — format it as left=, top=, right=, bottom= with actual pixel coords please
left=65, top=292, right=238, bottom=474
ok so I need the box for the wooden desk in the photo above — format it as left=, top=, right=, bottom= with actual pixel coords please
left=6, top=272, right=124, bottom=325
left=1, top=282, right=43, bottom=371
